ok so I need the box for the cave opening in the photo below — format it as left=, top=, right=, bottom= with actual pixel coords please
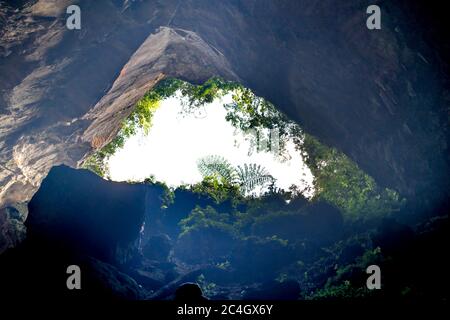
left=106, top=91, right=315, bottom=197
left=88, top=78, right=315, bottom=199
left=1, top=0, right=449, bottom=304
left=1, top=78, right=445, bottom=302
left=82, top=78, right=403, bottom=221
left=65, top=78, right=408, bottom=299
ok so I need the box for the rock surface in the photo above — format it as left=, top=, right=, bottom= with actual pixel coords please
left=174, top=282, right=207, bottom=301
left=0, top=164, right=148, bottom=300
left=0, top=0, right=449, bottom=245
left=0, top=205, right=26, bottom=252
left=27, top=165, right=146, bottom=264
left=0, top=244, right=147, bottom=300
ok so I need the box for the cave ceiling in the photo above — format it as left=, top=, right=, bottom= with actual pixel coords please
left=0, top=0, right=448, bottom=209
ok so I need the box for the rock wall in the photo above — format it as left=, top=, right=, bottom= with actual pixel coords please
left=27, top=165, right=147, bottom=263
left=0, top=0, right=448, bottom=212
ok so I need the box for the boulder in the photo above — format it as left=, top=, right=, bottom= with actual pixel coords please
left=26, top=165, right=146, bottom=264
left=174, top=283, right=207, bottom=302
left=142, top=234, right=172, bottom=262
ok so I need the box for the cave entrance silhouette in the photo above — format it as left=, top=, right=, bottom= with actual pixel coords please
left=82, top=78, right=315, bottom=199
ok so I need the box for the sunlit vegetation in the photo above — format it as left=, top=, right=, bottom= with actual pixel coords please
left=307, top=281, right=375, bottom=300
left=224, top=86, right=298, bottom=159
left=189, top=176, right=242, bottom=205
left=73, top=77, right=449, bottom=301
left=82, top=78, right=238, bottom=177
left=74, top=157, right=446, bottom=300
left=82, top=89, right=161, bottom=177
left=298, top=134, right=405, bottom=220
left=197, top=155, right=275, bottom=195
left=305, top=247, right=383, bottom=300
left=82, top=77, right=405, bottom=222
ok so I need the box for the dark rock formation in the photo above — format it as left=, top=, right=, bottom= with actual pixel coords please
left=0, top=244, right=146, bottom=300
left=142, top=234, right=172, bottom=262
left=230, top=236, right=295, bottom=283
left=174, top=224, right=236, bottom=265
left=0, top=164, right=148, bottom=300
left=149, top=269, right=204, bottom=300
left=27, top=164, right=146, bottom=264
left=174, top=283, right=207, bottom=302
left=372, top=218, right=415, bottom=256
left=251, top=202, right=344, bottom=245
left=81, top=257, right=145, bottom=300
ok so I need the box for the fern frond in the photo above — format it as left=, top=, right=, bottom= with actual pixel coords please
left=197, top=155, right=239, bottom=184
left=236, top=163, right=275, bottom=194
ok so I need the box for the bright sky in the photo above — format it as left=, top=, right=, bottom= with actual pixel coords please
left=108, top=93, right=315, bottom=197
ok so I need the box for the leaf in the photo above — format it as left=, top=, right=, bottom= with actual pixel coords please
left=197, top=155, right=239, bottom=184
left=236, top=163, right=275, bottom=194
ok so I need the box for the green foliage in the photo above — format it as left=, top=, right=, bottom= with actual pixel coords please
left=251, top=210, right=295, bottom=237
left=306, top=247, right=383, bottom=300
left=83, top=75, right=404, bottom=223
left=236, top=163, right=275, bottom=194
left=307, top=281, right=374, bottom=300
left=179, top=205, right=236, bottom=238
left=333, top=247, right=383, bottom=282
left=358, top=247, right=383, bottom=266
left=216, top=260, right=231, bottom=271
left=197, top=155, right=275, bottom=195
left=81, top=151, right=109, bottom=177
left=82, top=91, right=161, bottom=176
left=180, top=77, right=241, bottom=109
left=176, top=186, right=308, bottom=243
left=197, top=80, right=405, bottom=220
left=82, top=77, right=239, bottom=178
left=225, top=87, right=291, bottom=134
left=197, top=274, right=218, bottom=298
left=298, top=134, right=405, bottom=220
left=121, top=93, right=160, bottom=137
left=245, top=190, right=304, bottom=217
left=197, top=155, right=238, bottom=184
left=224, top=87, right=296, bottom=158
left=175, top=206, right=240, bottom=264
left=144, top=177, right=175, bottom=209
left=190, top=176, right=242, bottom=205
